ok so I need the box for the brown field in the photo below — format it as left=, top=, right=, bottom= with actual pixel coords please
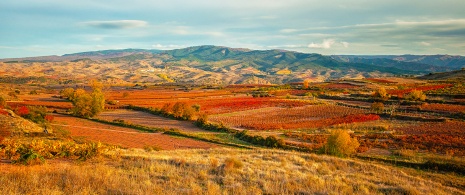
left=52, top=114, right=216, bottom=150
left=96, top=110, right=209, bottom=133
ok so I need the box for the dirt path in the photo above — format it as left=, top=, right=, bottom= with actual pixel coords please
left=96, top=110, right=214, bottom=133
left=52, top=114, right=216, bottom=150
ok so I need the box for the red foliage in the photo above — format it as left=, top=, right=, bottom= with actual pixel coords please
left=210, top=105, right=379, bottom=130
left=16, top=106, right=29, bottom=116
left=44, top=115, right=54, bottom=122
left=0, top=109, right=9, bottom=116
left=388, top=84, right=453, bottom=97
left=359, top=121, right=465, bottom=156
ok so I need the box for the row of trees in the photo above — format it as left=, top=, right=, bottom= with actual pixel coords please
left=373, top=87, right=426, bottom=102
left=60, top=81, right=105, bottom=118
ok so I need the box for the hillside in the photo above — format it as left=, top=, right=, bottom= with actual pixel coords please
left=418, top=69, right=465, bottom=80
left=1, top=46, right=464, bottom=85
left=1, top=148, right=463, bottom=194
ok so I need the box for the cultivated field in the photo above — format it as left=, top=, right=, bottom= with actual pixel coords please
left=52, top=114, right=216, bottom=150
left=96, top=110, right=209, bottom=133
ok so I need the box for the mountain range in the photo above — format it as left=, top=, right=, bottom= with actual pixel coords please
left=1, top=45, right=464, bottom=85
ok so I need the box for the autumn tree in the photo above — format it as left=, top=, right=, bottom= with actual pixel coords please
left=0, top=96, right=5, bottom=108
left=373, top=87, right=390, bottom=101
left=60, top=88, right=75, bottom=100
left=323, top=130, right=360, bottom=157
left=71, top=80, right=105, bottom=118
left=370, top=102, right=385, bottom=114
left=405, top=90, right=426, bottom=101
left=303, top=79, right=310, bottom=89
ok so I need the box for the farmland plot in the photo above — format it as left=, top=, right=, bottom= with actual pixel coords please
left=52, top=114, right=216, bottom=150
left=96, top=110, right=209, bottom=133
left=209, top=105, right=377, bottom=130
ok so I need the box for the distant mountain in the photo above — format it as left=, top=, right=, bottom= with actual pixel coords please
left=0, top=49, right=162, bottom=62
left=163, top=45, right=423, bottom=75
left=332, top=55, right=465, bottom=70
left=63, top=48, right=162, bottom=59
left=1, top=45, right=464, bottom=85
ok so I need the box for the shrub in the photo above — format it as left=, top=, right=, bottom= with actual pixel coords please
left=373, top=87, right=390, bottom=101
left=224, top=157, right=243, bottom=169
left=323, top=130, right=360, bottom=157
left=16, top=106, right=30, bottom=117
left=370, top=102, right=384, bottom=113
left=0, top=96, right=5, bottom=108
left=405, top=90, right=426, bottom=101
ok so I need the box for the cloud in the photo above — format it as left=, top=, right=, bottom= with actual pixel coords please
left=419, top=41, right=431, bottom=46
left=308, top=39, right=336, bottom=49
left=151, top=44, right=185, bottom=50
left=80, top=20, right=147, bottom=29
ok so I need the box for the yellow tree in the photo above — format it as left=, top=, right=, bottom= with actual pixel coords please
left=303, top=79, right=310, bottom=89
left=323, top=130, right=360, bottom=157
left=71, top=80, right=105, bottom=118
left=90, top=80, right=105, bottom=116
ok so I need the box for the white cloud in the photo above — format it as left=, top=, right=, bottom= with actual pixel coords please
left=80, top=20, right=148, bottom=29
left=308, top=39, right=336, bottom=49
left=419, top=41, right=431, bottom=46
left=151, top=44, right=185, bottom=50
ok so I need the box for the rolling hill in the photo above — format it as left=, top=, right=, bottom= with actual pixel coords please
left=0, top=45, right=463, bottom=85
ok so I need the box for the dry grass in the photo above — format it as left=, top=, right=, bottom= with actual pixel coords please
left=0, top=148, right=463, bottom=194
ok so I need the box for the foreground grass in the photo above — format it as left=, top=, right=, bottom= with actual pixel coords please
left=1, top=148, right=463, bottom=194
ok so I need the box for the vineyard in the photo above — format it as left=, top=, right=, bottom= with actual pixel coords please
left=208, top=105, right=378, bottom=130
left=420, top=103, right=465, bottom=114
left=388, top=84, right=453, bottom=97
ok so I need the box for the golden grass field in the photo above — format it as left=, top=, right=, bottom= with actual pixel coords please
left=1, top=148, right=463, bottom=195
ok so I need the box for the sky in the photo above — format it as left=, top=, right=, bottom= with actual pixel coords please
left=1, top=0, right=465, bottom=58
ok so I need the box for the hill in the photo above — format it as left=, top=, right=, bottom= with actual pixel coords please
left=418, top=68, right=465, bottom=80
left=1, top=46, right=464, bottom=85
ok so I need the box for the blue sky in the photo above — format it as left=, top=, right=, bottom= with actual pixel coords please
left=1, top=0, right=465, bottom=58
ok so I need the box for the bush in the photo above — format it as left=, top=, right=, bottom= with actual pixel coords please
left=405, top=90, right=426, bottom=101
left=323, top=130, right=360, bottom=157
left=370, top=102, right=384, bottom=113
left=224, top=157, right=243, bottom=169
left=373, top=87, right=390, bottom=101
left=0, top=139, right=107, bottom=163
left=0, top=96, right=5, bottom=108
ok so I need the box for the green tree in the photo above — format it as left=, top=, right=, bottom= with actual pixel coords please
left=323, top=130, right=360, bottom=157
